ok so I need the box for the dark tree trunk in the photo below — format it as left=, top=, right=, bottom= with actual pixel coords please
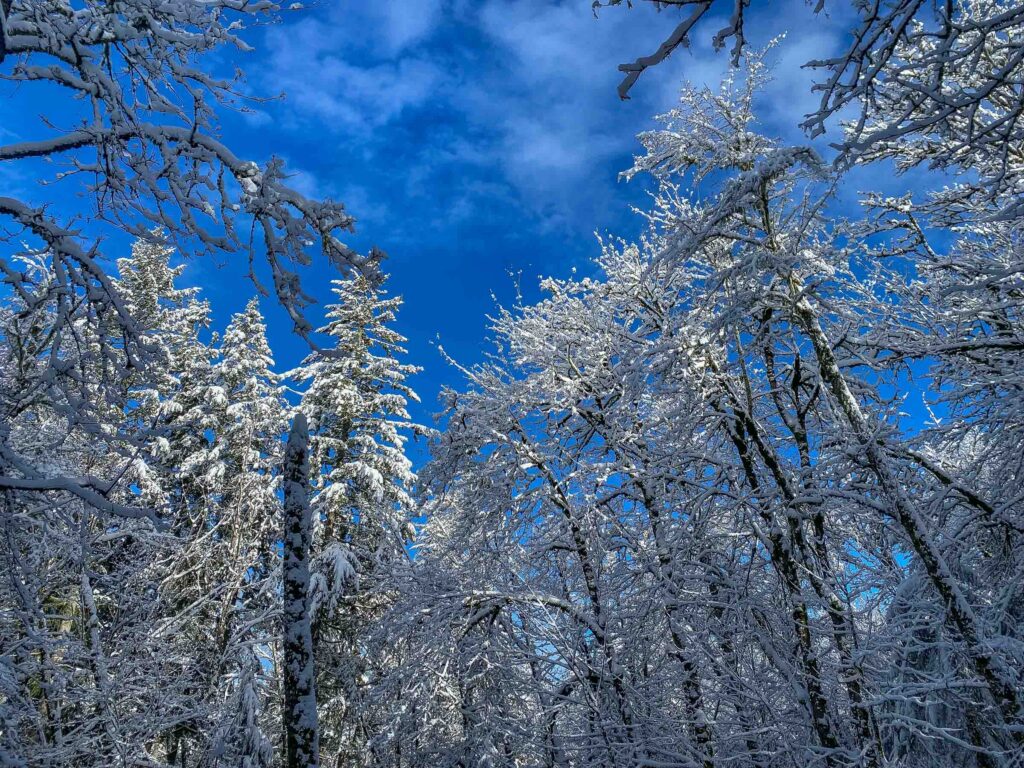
left=282, top=413, right=320, bottom=768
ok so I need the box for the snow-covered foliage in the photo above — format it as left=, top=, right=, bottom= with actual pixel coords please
left=293, top=277, right=424, bottom=764
left=0, top=6, right=395, bottom=759
left=372, top=55, right=1024, bottom=768
left=0, top=0, right=378, bottom=338
left=606, top=0, right=1024, bottom=190
left=0, top=0, right=381, bottom=556
left=3, top=3, right=1024, bottom=768
left=0, top=239, right=419, bottom=767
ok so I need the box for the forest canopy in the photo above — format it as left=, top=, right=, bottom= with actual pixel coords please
left=1, top=2, right=1023, bottom=767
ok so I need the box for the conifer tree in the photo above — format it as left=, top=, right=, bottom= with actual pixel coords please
left=114, top=233, right=215, bottom=508
left=187, top=298, right=286, bottom=766
left=294, top=276, right=422, bottom=765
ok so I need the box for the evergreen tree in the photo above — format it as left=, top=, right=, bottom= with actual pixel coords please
left=114, top=232, right=215, bottom=509
left=294, top=276, right=422, bottom=765
left=186, top=297, right=286, bottom=767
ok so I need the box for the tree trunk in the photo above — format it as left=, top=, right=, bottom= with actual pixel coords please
left=786, top=272, right=1022, bottom=741
left=282, top=413, right=320, bottom=768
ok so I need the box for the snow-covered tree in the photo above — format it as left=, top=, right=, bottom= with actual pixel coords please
left=293, top=276, right=422, bottom=766
left=603, top=0, right=1024, bottom=196
left=112, top=233, right=215, bottom=508
left=382, top=54, right=1023, bottom=768
left=4, top=7, right=1024, bottom=768
left=0, top=0, right=381, bottom=533
left=0, top=239, right=204, bottom=766
left=298, top=277, right=419, bottom=561
left=160, top=297, right=287, bottom=766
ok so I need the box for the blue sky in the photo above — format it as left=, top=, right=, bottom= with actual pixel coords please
left=2, top=0, right=935, bottom=460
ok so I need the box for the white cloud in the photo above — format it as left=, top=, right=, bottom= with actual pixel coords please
left=299, top=56, right=438, bottom=127
left=446, top=1, right=710, bottom=222
left=254, top=0, right=857, bottom=230
left=373, top=0, right=445, bottom=54
left=259, top=0, right=448, bottom=132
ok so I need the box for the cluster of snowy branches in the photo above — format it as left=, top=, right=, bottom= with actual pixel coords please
left=371, top=27, right=1024, bottom=768
left=0, top=234, right=421, bottom=767
left=1, top=5, right=410, bottom=762
left=2, top=0, right=1024, bottom=767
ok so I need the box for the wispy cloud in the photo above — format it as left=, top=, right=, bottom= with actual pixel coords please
left=264, top=12, right=444, bottom=130
left=215, top=0, right=946, bottom=411
left=255, top=0, right=857, bottom=234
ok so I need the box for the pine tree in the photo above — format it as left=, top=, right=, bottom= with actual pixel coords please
left=293, top=276, right=422, bottom=765
left=189, top=298, right=286, bottom=766
left=114, top=232, right=215, bottom=509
